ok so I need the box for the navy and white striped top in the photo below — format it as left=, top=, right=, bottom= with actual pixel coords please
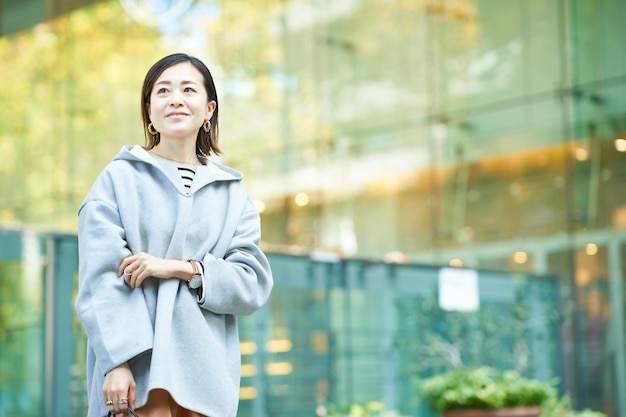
left=178, top=167, right=196, bottom=193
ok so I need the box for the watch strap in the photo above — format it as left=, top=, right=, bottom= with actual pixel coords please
left=187, top=259, right=202, bottom=289
left=187, top=259, right=200, bottom=277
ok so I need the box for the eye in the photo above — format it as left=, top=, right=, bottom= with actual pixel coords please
left=156, top=87, right=169, bottom=94
left=184, top=87, right=196, bottom=93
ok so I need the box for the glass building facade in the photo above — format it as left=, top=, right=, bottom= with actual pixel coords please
left=1, top=0, right=625, bottom=416
left=0, top=228, right=560, bottom=417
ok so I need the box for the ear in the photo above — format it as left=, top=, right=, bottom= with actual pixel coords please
left=205, top=100, right=217, bottom=119
left=146, top=103, right=151, bottom=119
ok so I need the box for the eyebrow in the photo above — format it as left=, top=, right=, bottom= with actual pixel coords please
left=155, top=80, right=199, bottom=86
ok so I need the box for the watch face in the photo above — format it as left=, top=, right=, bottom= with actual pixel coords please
left=189, top=275, right=202, bottom=289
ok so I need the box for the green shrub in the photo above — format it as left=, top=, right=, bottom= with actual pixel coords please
left=315, top=401, right=403, bottom=417
left=539, top=395, right=609, bottom=417
left=418, top=367, right=556, bottom=412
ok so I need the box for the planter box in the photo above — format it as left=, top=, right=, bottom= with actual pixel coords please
left=443, top=406, right=542, bottom=417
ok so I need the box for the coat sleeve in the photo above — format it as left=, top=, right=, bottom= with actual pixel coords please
left=199, top=199, right=273, bottom=315
left=75, top=178, right=154, bottom=375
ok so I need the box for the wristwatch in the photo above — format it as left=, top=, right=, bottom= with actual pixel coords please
left=187, top=259, right=203, bottom=290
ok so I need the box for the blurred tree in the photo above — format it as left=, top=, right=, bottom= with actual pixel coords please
left=0, top=1, right=160, bottom=230
left=0, top=0, right=287, bottom=231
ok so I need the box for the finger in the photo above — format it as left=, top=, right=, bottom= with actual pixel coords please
left=125, top=271, right=134, bottom=287
left=122, top=262, right=140, bottom=287
left=132, top=265, right=148, bottom=288
left=133, top=272, right=146, bottom=288
left=108, top=395, right=120, bottom=414
left=118, top=255, right=137, bottom=276
left=117, top=397, right=129, bottom=411
left=123, top=268, right=131, bottom=286
left=103, top=387, right=115, bottom=410
left=118, top=260, right=130, bottom=276
left=123, top=262, right=137, bottom=277
left=112, top=397, right=123, bottom=415
left=129, top=382, right=137, bottom=409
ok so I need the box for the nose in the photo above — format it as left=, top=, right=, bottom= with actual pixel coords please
left=169, top=90, right=184, bottom=106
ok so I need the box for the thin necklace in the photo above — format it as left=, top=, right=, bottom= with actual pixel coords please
left=149, top=150, right=200, bottom=167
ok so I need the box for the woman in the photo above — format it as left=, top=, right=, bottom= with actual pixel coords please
left=75, top=53, right=273, bottom=417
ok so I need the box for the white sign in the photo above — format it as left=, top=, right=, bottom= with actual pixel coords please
left=438, top=267, right=480, bottom=312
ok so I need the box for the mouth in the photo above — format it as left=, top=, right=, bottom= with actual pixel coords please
left=167, top=112, right=189, bottom=117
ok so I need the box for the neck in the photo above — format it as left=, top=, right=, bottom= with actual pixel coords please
left=150, top=144, right=200, bottom=166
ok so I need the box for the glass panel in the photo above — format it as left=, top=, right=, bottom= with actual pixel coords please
left=0, top=231, right=46, bottom=417
left=236, top=258, right=559, bottom=417
left=548, top=245, right=614, bottom=411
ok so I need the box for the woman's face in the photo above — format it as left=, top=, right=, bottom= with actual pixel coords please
left=148, top=62, right=216, bottom=143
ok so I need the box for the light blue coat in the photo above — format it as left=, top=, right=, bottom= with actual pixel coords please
left=75, top=145, right=273, bottom=417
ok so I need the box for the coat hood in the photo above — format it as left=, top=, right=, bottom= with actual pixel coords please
left=115, top=145, right=243, bottom=179
left=113, top=145, right=243, bottom=195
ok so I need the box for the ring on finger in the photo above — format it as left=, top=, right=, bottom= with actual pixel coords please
left=123, top=264, right=135, bottom=276
left=118, top=398, right=129, bottom=405
left=106, top=400, right=114, bottom=406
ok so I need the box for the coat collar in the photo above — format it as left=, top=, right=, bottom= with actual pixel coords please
left=114, top=145, right=242, bottom=195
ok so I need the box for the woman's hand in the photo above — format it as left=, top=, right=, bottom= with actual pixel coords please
left=103, top=362, right=136, bottom=415
left=119, top=252, right=194, bottom=288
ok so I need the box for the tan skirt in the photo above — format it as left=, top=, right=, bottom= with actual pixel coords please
left=134, top=389, right=207, bottom=417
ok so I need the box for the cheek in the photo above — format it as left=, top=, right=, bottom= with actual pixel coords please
left=148, top=101, right=163, bottom=119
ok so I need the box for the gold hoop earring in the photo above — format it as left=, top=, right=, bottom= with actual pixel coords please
left=203, top=119, right=211, bottom=133
left=148, top=123, right=158, bottom=136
